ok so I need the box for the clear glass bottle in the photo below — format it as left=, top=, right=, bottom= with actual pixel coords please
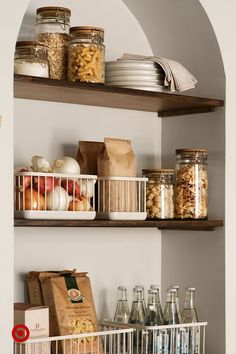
left=129, top=288, right=145, bottom=353
left=14, top=41, right=49, bottom=78
left=150, top=284, right=163, bottom=324
left=181, top=288, right=198, bottom=323
left=142, top=169, right=174, bottom=219
left=68, top=26, right=105, bottom=83
left=129, top=288, right=145, bottom=325
left=181, top=288, right=199, bottom=354
left=175, top=149, right=208, bottom=219
left=145, top=289, right=162, bottom=326
left=35, top=6, right=71, bottom=80
left=163, top=289, right=180, bottom=325
left=134, top=285, right=146, bottom=314
left=114, top=286, right=130, bottom=323
left=170, top=285, right=181, bottom=323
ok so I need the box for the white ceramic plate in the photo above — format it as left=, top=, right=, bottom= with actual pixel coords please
left=106, top=80, right=165, bottom=87
left=105, top=74, right=165, bottom=81
left=106, top=84, right=170, bottom=92
left=106, top=68, right=164, bottom=75
left=106, top=60, right=162, bottom=70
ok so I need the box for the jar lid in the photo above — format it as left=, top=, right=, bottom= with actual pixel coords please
left=142, top=168, right=174, bottom=176
left=176, top=148, right=207, bottom=154
left=16, top=41, right=38, bottom=48
left=70, top=26, right=104, bottom=35
left=36, top=6, right=71, bottom=17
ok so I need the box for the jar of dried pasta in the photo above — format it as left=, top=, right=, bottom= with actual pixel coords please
left=142, top=169, right=174, bottom=219
left=35, top=6, right=71, bottom=80
left=68, top=26, right=105, bottom=83
left=175, top=149, right=208, bottom=219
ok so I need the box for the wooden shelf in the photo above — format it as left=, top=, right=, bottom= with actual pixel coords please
left=14, top=75, right=224, bottom=117
left=14, top=219, right=224, bottom=231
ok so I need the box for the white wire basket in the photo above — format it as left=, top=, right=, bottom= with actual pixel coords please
left=13, top=321, right=207, bottom=354
left=105, top=321, right=207, bottom=354
left=97, top=177, right=148, bottom=220
left=14, top=172, right=97, bottom=220
left=13, top=322, right=134, bottom=354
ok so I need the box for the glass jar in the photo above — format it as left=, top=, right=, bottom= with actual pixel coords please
left=35, top=6, right=71, bottom=80
left=14, top=41, right=49, bottom=78
left=175, top=148, right=208, bottom=219
left=68, top=26, right=105, bottom=83
left=142, top=169, right=174, bottom=219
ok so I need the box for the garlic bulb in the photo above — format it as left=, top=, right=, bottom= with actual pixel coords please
left=52, top=157, right=80, bottom=175
left=46, top=186, right=70, bottom=211
left=80, top=180, right=95, bottom=198
left=31, top=156, right=51, bottom=173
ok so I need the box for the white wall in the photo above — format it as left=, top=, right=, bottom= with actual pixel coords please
left=14, top=0, right=162, bottom=323
left=1, top=0, right=235, bottom=353
left=122, top=1, right=225, bottom=353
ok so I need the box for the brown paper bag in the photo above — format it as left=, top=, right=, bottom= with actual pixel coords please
left=26, top=270, right=73, bottom=305
left=40, top=272, right=102, bottom=354
left=97, top=138, right=137, bottom=212
left=77, top=141, right=103, bottom=175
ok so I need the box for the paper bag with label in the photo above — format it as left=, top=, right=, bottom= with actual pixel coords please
left=97, top=138, right=137, bottom=212
left=77, top=141, right=104, bottom=175
left=40, top=272, right=103, bottom=354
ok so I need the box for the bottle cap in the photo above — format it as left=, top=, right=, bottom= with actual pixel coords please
left=186, top=287, right=196, bottom=291
left=134, top=285, right=144, bottom=290
left=150, top=284, right=160, bottom=289
left=170, top=285, right=180, bottom=289
left=118, top=286, right=127, bottom=291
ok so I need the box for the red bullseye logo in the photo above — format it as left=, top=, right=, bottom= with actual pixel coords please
left=12, top=324, right=30, bottom=343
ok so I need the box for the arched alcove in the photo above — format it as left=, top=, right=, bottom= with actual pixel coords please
left=0, top=1, right=232, bottom=353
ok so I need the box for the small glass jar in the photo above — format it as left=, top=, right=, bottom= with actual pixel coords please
left=68, top=26, right=105, bottom=83
left=35, top=6, right=71, bottom=80
left=14, top=41, right=49, bottom=78
left=175, top=148, right=208, bottom=219
left=142, top=169, right=174, bottom=219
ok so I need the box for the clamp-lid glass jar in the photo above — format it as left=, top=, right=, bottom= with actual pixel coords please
left=142, top=169, right=174, bottom=219
left=175, top=148, right=208, bottom=219
left=14, top=41, right=49, bottom=78
left=68, top=26, right=105, bottom=83
left=35, top=6, right=71, bottom=80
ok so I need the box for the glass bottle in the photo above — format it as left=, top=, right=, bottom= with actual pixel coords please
left=150, top=284, right=163, bottom=324
left=181, top=288, right=199, bottom=354
left=146, top=289, right=162, bottom=326
left=134, top=285, right=146, bottom=314
left=181, top=288, right=198, bottom=323
left=142, top=169, right=174, bottom=219
left=175, top=149, right=208, bottom=219
left=68, top=26, right=105, bottom=83
left=36, top=6, right=71, bottom=80
left=14, top=41, right=49, bottom=78
left=163, top=289, right=180, bottom=354
left=114, top=286, right=130, bottom=323
left=170, top=285, right=181, bottom=323
left=163, top=289, right=180, bottom=325
left=129, top=288, right=145, bottom=325
left=129, top=288, right=145, bottom=353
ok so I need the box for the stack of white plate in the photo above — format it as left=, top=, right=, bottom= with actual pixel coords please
left=105, top=60, right=169, bottom=92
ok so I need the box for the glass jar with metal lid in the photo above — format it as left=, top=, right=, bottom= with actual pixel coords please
left=35, top=6, right=71, bottom=80
left=142, top=169, right=174, bottom=219
left=68, top=26, right=105, bottom=83
left=175, top=148, right=208, bottom=219
left=14, top=41, right=49, bottom=78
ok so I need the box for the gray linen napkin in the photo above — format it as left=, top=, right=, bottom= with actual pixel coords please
left=118, top=53, right=198, bottom=92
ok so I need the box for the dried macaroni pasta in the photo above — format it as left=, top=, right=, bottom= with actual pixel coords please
left=175, top=164, right=208, bottom=219
left=68, top=44, right=104, bottom=83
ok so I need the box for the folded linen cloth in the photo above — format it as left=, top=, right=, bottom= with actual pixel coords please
left=118, top=53, right=198, bottom=92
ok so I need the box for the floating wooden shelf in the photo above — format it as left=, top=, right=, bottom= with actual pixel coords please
left=14, top=219, right=224, bottom=231
left=14, top=75, right=224, bottom=117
